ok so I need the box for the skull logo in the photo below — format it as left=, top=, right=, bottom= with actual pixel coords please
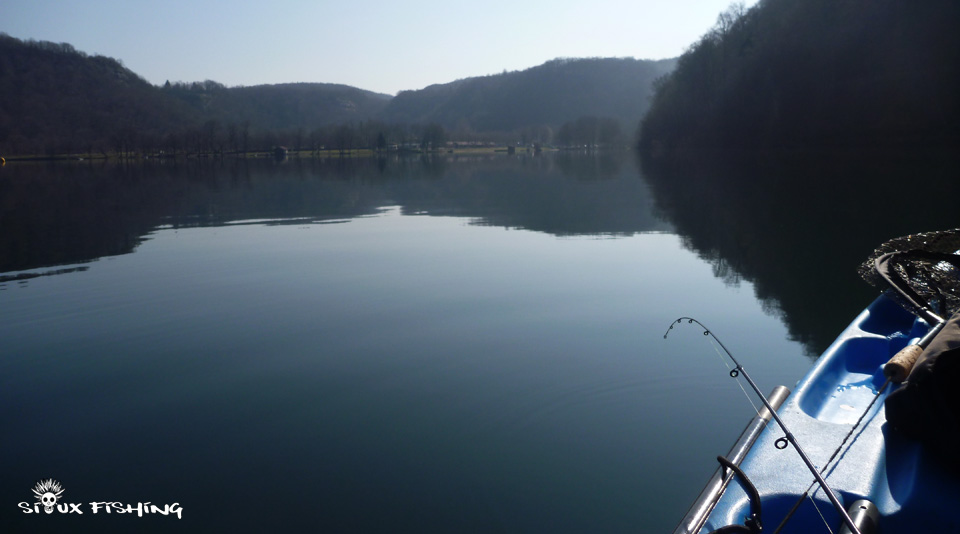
left=32, top=479, right=65, bottom=514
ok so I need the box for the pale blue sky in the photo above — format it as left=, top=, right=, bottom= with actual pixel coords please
left=3, top=0, right=756, bottom=95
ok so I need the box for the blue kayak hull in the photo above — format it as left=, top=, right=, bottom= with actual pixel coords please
left=684, top=295, right=960, bottom=533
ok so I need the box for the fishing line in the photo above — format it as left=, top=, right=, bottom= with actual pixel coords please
left=664, top=317, right=863, bottom=534
left=772, top=376, right=892, bottom=533
left=808, top=491, right=835, bottom=534
left=705, top=334, right=761, bottom=417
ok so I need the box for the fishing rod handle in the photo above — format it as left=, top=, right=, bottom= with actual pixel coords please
left=883, top=345, right=923, bottom=383
left=883, top=319, right=946, bottom=383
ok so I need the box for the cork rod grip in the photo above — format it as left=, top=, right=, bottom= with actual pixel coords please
left=883, top=344, right=924, bottom=383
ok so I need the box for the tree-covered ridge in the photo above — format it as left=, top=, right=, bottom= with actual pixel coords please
left=0, top=34, right=192, bottom=155
left=0, top=33, right=674, bottom=156
left=381, top=57, right=676, bottom=135
left=639, top=0, right=960, bottom=152
left=161, top=81, right=392, bottom=131
left=0, top=34, right=397, bottom=156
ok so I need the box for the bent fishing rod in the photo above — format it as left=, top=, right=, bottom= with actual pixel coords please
left=664, top=317, right=862, bottom=534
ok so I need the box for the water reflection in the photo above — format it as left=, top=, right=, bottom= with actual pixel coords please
left=6, top=150, right=936, bottom=532
left=0, top=265, right=91, bottom=284
left=0, top=153, right=669, bottom=277
left=6, top=149, right=954, bottom=356
left=639, top=148, right=960, bottom=354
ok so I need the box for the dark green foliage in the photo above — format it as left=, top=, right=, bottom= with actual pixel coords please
left=639, top=0, right=960, bottom=152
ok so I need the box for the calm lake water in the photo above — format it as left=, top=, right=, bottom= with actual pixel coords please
left=1, top=150, right=956, bottom=533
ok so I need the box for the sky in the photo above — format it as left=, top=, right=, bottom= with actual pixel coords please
left=3, top=0, right=757, bottom=95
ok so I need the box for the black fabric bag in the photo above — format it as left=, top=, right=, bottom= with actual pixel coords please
left=885, top=311, right=960, bottom=474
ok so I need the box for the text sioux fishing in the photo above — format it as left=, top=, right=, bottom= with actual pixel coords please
left=19, top=501, right=183, bottom=518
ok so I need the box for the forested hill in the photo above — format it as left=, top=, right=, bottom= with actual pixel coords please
left=0, top=34, right=391, bottom=155
left=380, top=58, right=676, bottom=134
left=0, top=34, right=192, bottom=155
left=160, top=81, right=392, bottom=132
left=0, top=33, right=674, bottom=156
left=639, top=0, right=960, bottom=152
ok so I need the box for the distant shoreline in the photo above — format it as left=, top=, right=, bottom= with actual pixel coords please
left=0, top=145, right=609, bottom=163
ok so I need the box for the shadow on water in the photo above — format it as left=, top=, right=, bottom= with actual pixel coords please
left=6, top=149, right=954, bottom=356
left=0, top=153, right=669, bottom=275
left=638, top=147, right=960, bottom=355
left=6, top=149, right=957, bottom=533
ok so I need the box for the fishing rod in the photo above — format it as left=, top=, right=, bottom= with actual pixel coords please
left=873, top=250, right=955, bottom=383
left=664, top=317, right=862, bottom=534
left=777, top=238, right=959, bottom=532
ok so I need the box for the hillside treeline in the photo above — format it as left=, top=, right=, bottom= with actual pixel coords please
left=0, top=34, right=395, bottom=157
left=0, top=35, right=192, bottom=156
left=0, top=34, right=671, bottom=157
left=639, top=0, right=960, bottom=153
left=379, top=58, right=675, bottom=136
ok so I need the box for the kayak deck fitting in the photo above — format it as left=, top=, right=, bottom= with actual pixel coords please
left=674, top=230, right=960, bottom=534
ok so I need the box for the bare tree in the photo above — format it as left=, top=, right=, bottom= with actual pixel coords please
left=713, top=2, right=747, bottom=40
